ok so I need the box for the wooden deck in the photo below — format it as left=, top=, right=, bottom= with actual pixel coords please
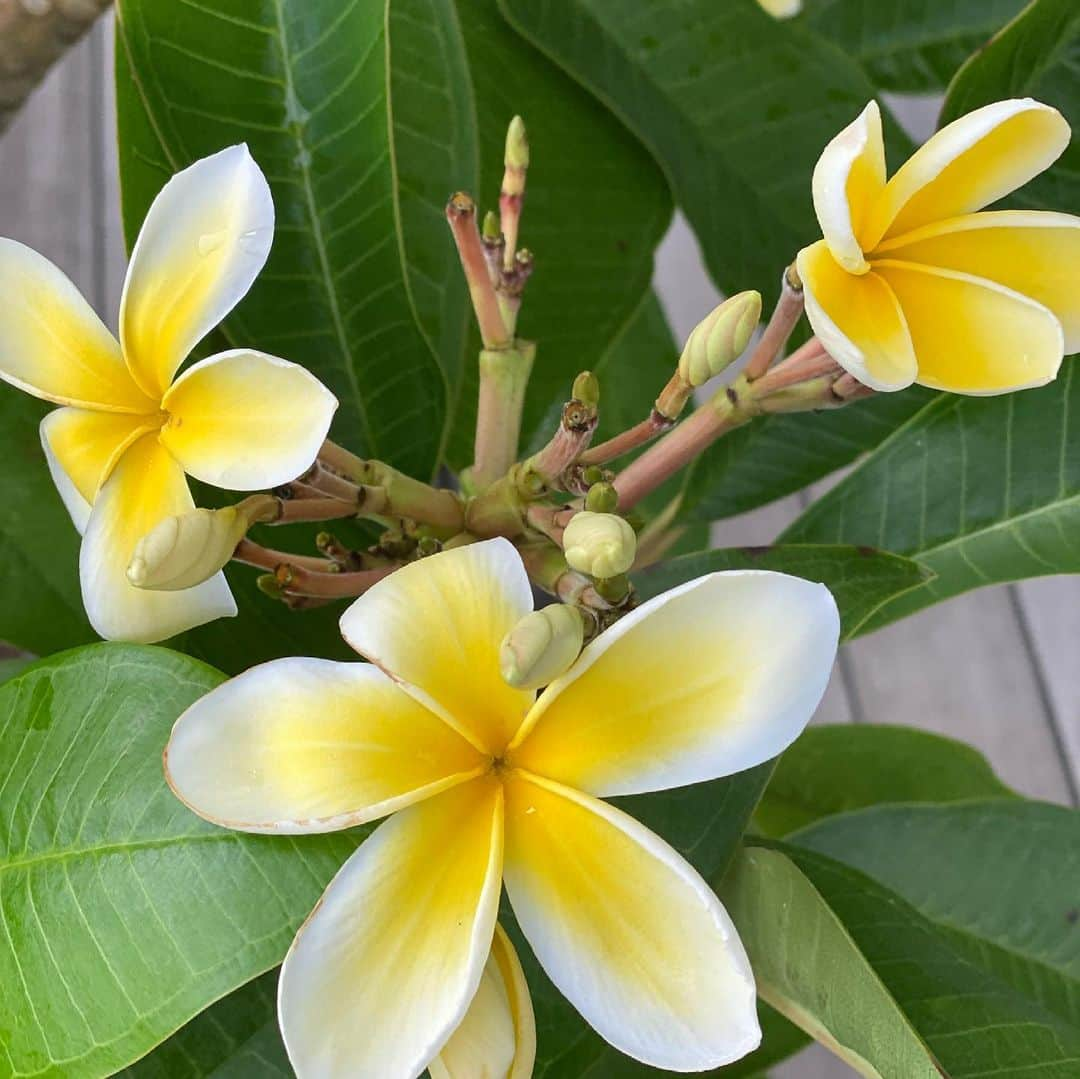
left=0, top=21, right=1075, bottom=1078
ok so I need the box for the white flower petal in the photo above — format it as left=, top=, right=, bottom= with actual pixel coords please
left=120, top=144, right=274, bottom=398
left=278, top=779, right=504, bottom=1079
left=503, top=772, right=760, bottom=1071
left=510, top=570, right=839, bottom=798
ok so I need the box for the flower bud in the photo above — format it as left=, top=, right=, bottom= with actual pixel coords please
left=127, top=505, right=248, bottom=591
left=757, top=0, right=802, bottom=18
left=504, top=115, right=529, bottom=170
left=563, top=511, right=637, bottom=579
left=572, top=370, right=600, bottom=409
left=585, top=481, right=618, bottom=514
left=500, top=605, right=585, bottom=690
left=678, top=290, right=762, bottom=388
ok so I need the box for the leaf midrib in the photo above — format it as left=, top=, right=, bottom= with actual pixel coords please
left=0, top=832, right=238, bottom=876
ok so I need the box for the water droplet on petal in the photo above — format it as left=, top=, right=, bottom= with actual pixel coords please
left=198, top=230, right=226, bottom=256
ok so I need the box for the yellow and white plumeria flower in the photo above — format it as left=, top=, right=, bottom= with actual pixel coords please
left=164, top=538, right=840, bottom=1078
left=799, top=98, right=1080, bottom=395
left=0, top=145, right=337, bottom=643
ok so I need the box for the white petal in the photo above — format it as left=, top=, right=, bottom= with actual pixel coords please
left=120, top=144, right=274, bottom=398
left=510, top=570, right=839, bottom=798
left=811, top=101, right=885, bottom=272
left=278, top=779, right=504, bottom=1079
left=165, top=657, right=486, bottom=834
left=504, top=772, right=760, bottom=1071
left=80, top=433, right=236, bottom=642
left=340, top=538, right=534, bottom=755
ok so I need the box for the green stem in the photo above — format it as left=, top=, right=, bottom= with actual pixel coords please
left=465, top=341, right=536, bottom=493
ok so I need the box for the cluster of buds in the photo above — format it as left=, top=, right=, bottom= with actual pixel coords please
left=125, top=113, right=872, bottom=681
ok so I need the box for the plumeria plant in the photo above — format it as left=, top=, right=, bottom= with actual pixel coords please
left=0, top=1, right=1078, bottom=1078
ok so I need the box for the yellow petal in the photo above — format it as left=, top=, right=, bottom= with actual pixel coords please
left=875, top=210, right=1080, bottom=354
left=875, top=259, right=1065, bottom=394
left=865, top=99, right=1070, bottom=247
left=79, top=432, right=236, bottom=642
left=120, top=145, right=274, bottom=398
left=0, top=239, right=153, bottom=412
left=41, top=406, right=160, bottom=508
left=159, top=349, right=337, bottom=490
left=797, top=240, right=917, bottom=391
left=164, top=657, right=486, bottom=833
left=811, top=101, right=885, bottom=272
left=340, top=539, right=534, bottom=755
left=279, top=778, right=504, bottom=1079
left=503, top=771, right=759, bottom=1070
left=429, top=924, right=536, bottom=1079
left=510, top=571, right=838, bottom=797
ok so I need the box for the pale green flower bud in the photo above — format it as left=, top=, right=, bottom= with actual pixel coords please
left=585, top=481, right=618, bottom=514
left=500, top=605, right=585, bottom=690
left=127, top=505, right=248, bottom=591
left=563, top=511, right=637, bottom=579
left=572, top=370, right=600, bottom=409
left=757, top=0, right=802, bottom=18
left=504, top=115, right=529, bottom=170
left=678, top=290, right=762, bottom=388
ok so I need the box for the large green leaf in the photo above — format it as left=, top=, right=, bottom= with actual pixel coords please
left=721, top=845, right=943, bottom=1078
left=498, top=0, right=910, bottom=313
left=115, top=0, right=476, bottom=480
left=942, top=0, right=1080, bottom=212
left=729, top=818, right=1080, bottom=1078
left=804, top=0, right=1027, bottom=93
left=0, top=645, right=357, bottom=1076
left=0, top=394, right=94, bottom=656
left=633, top=543, right=929, bottom=639
left=783, top=368, right=1080, bottom=625
left=765, top=803, right=1080, bottom=1076
left=120, top=972, right=289, bottom=1078
left=755, top=724, right=1015, bottom=838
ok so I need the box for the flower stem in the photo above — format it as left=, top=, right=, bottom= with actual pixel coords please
left=446, top=193, right=511, bottom=350
left=467, top=341, right=536, bottom=492
left=743, top=263, right=804, bottom=382
left=579, top=409, right=674, bottom=467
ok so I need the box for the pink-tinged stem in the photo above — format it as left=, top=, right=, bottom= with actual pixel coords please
left=446, top=193, right=510, bottom=350
left=743, top=266, right=805, bottom=381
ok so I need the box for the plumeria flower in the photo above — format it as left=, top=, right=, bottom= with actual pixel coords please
left=0, top=145, right=337, bottom=642
left=165, top=539, right=839, bottom=1077
left=799, top=98, right=1080, bottom=394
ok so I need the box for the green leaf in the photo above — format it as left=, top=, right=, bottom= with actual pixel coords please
left=678, top=387, right=937, bottom=524
left=720, top=845, right=943, bottom=1078
left=0, top=394, right=95, bottom=655
left=0, top=656, right=29, bottom=683
left=782, top=369, right=1080, bottom=626
left=766, top=802, right=1080, bottom=1077
left=498, top=0, right=911, bottom=314
left=804, top=0, right=1027, bottom=93
left=942, top=0, right=1080, bottom=213
left=447, top=0, right=672, bottom=468
left=0, top=644, right=357, bottom=1076
left=755, top=724, right=1015, bottom=837
left=120, top=972, right=290, bottom=1078
left=115, top=0, right=477, bottom=480
left=633, top=543, right=929, bottom=639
